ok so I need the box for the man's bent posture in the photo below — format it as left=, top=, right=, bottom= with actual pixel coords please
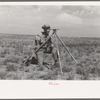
left=35, top=25, right=59, bottom=69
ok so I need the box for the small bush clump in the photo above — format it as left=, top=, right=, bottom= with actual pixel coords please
left=6, top=62, right=20, bottom=71
left=0, top=67, right=7, bottom=79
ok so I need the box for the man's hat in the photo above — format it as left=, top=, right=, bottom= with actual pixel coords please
left=42, top=25, right=50, bottom=30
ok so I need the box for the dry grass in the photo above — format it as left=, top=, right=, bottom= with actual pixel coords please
left=0, top=34, right=100, bottom=80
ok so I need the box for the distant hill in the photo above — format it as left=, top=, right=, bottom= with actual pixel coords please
left=0, top=33, right=35, bottom=40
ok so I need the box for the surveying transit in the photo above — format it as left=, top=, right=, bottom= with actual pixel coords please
left=23, top=25, right=77, bottom=75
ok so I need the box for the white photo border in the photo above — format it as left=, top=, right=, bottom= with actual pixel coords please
left=0, top=1, right=100, bottom=99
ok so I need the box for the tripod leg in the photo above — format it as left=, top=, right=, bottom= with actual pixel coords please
left=55, top=33, right=78, bottom=64
left=55, top=32, right=63, bottom=76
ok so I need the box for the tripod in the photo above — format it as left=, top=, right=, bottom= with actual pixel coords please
left=51, top=29, right=78, bottom=76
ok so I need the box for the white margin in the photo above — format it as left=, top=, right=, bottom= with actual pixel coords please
left=0, top=1, right=100, bottom=99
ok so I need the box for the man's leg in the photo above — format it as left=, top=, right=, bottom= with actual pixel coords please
left=52, top=47, right=60, bottom=68
left=36, top=51, right=44, bottom=70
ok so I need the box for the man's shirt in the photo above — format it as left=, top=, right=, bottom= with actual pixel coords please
left=35, top=33, right=54, bottom=53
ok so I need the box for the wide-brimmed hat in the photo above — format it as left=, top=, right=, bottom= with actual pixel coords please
left=42, top=25, right=50, bottom=30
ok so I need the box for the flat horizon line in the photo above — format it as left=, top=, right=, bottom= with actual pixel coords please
left=0, top=32, right=100, bottom=38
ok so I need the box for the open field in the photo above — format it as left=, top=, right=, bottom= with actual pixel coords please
left=0, top=33, right=100, bottom=80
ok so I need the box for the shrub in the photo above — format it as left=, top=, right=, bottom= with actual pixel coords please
left=66, top=72, right=75, bottom=80
left=0, top=67, right=7, bottom=79
left=63, top=72, right=74, bottom=80
left=97, top=62, right=100, bottom=76
left=4, top=54, right=21, bottom=64
left=38, top=71, right=49, bottom=79
left=21, top=72, right=38, bottom=80
left=0, top=58, right=5, bottom=65
left=76, top=65, right=84, bottom=75
left=89, top=65, right=96, bottom=74
left=6, top=72, right=19, bottom=80
left=74, top=74, right=82, bottom=80
left=0, top=47, right=9, bottom=58
left=62, top=65, right=73, bottom=72
left=43, top=71, right=54, bottom=80
left=6, top=62, right=20, bottom=71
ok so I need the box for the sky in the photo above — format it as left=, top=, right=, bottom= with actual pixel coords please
left=0, top=5, right=100, bottom=37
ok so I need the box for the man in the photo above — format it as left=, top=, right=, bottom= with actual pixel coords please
left=35, top=25, right=59, bottom=70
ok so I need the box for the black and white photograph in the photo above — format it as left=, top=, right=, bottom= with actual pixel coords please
left=0, top=2, right=100, bottom=80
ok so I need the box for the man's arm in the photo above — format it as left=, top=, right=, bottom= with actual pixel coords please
left=35, top=35, right=41, bottom=51
left=35, top=33, right=54, bottom=53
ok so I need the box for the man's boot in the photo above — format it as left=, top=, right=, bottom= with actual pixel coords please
left=50, top=61, right=60, bottom=71
left=54, top=61, right=60, bottom=68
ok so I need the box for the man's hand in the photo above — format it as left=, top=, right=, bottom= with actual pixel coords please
left=34, top=45, right=40, bottom=51
left=53, top=29, right=56, bottom=32
left=52, top=29, right=57, bottom=34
